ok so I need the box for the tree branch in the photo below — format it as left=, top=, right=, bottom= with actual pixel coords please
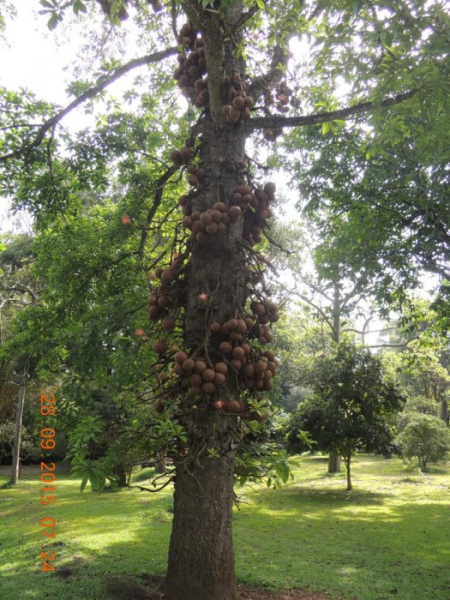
left=233, top=4, right=260, bottom=30
left=246, top=89, right=419, bottom=132
left=0, top=46, right=179, bottom=163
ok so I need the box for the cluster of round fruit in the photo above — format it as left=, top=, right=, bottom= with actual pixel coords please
left=215, top=341, right=277, bottom=392
left=181, top=203, right=241, bottom=245
left=231, top=181, right=276, bottom=247
left=185, top=164, right=206, bottom=188
left=214, top=398, right=269, bottom=420
left=208, top=317, right=278, bottom=390
left=221, top=74, right=254, bottom=123
left=172, top=351, right=229, bottom=396
left=177, top=20, right=201, bottom=50
left=263, top=128, right=283, bottom=142
left=270, top=81, right=300, bottom=113
left=250, top=298, right=280, bottom=325
left=169, top=145, right=193, bottom=167
left=148, top=263, right=184, bottom=330
left=173, top=23, right=208, bottom=108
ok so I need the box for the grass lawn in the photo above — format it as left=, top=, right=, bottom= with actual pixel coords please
left=0, top=454, right=449, bottom=600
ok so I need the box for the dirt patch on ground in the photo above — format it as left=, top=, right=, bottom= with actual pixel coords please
left=129, top=574, right=349, bottom=600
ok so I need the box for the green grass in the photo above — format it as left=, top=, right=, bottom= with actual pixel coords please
left=1, top=455, right=449, bottom=599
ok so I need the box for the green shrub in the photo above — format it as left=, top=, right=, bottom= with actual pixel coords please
left=396, top=414, right=450, bottom=470
left=132, top=467, right=156, bottom=483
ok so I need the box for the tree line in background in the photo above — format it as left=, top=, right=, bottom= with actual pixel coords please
left=0, top=1, right=449, bottom=599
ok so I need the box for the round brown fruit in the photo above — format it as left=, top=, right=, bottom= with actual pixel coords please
left=241, top=343, right=251, bottom=356
left=210, top=322, right=222, bottom=334
left=188, top=174, right=199, bottom=187
left=174, top=351, right=188, bottom=363
left=244, top=317, right=255, bottom=330
left=153, top=340, right=168, bottom=354
left=228, top=206, right=242, bottom=222
left=202, top=382, right=216, bottom=395
left=255, top=360, right=267, bottom=374
left=199, top=212, right=212, bottom=227
left=155, top=402, right=165, bottom=413
left=244, top=364, right=255, bottom=377
left=215, top=362, right=228, bottom=375
left=213, top=202, right=226, bottom=212
left=214, top=372, right=226, bottom=385
left=170, top=149, right=182, bottom=165
left=232, top=346, right=245, bottom=360
left=244, top=96, right=254, bottom=108
left=219, top=341, right=232, bottom=355
left=173, top=363, right=184, bottom=376
left=161, top=270, right=174, bottom=284
left=253, top=303, right=266, bottom=315
left=148, top=305, right=161, bottom=320
left=190, top=373, right=202, bottom=387
left=230, top=359, right=242, bottom=371
left=161, top=317, right=175, bottom=331
left=157, top=295, right=170, bottom=309
left=202, top=368, right=216, bottom=382
left=230, top=331, right=243, bottom=342
left=211, top=210, right=222, bottom=223
left=229, top=107, right=241, bottom=120
left=194, top=360, right=207, bottom=373
left=232, top=96, right=245, bottom=110
left=264, top=182, right=276, bottom=195
left=227, top=400, right=241, bottom=414
left=182, top=358, right=195, bottom=372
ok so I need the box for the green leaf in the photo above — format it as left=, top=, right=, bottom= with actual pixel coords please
left=255, top=0, right=265, bottom=9
left=80, top=472, right=89, bottom=492
left=322, top=121, right=331, bottom=135
left=73, top=0, right=87, bottom=15
left=47, top=13, right=59, bottom=30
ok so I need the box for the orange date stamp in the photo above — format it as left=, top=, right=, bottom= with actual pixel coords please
left=39, top=394, right=56, bottom=572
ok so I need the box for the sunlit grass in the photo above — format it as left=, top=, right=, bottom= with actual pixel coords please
left=0, top=455, right=449, bottom=599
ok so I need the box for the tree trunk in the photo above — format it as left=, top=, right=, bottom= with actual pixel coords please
left=344, top=456, right=352, bottom=491
left=440, top=398, right=449, bottom=426
left=328, top=285, right=342, bottom=473
left=328, top=453, right=341, bottom=473
left=10, top=384, right=26, bottom=485
left=154, top=451, right=166, bottom=474
left=166, top=412, right=239, bottom=600
left=163, top=4, right=272, bottom=597
left=114, top=464, right=128, bottom=487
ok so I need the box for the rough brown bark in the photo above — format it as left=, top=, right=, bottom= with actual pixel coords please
left=166, top=411, right=239, bottom=600
left=328, top=453, right=341, bottom=474
left=10, top=384, right=26, bottom=485
left=165, top=12, right=249, bottom=593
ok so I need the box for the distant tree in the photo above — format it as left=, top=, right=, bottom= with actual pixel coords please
left=286, top=342, right=406, bottom=490
left=396, top=415, right=450, bottom=471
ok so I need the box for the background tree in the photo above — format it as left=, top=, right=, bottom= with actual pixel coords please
left=396, top=414, right=450, bottom=471
left=287, top=342, right=406, bottom=490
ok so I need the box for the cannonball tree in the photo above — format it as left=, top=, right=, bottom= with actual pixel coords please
left=0, top=1, right=447, bottom=598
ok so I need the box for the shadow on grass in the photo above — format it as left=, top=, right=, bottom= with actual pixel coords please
left=1, top=463, right=450, bottom=600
